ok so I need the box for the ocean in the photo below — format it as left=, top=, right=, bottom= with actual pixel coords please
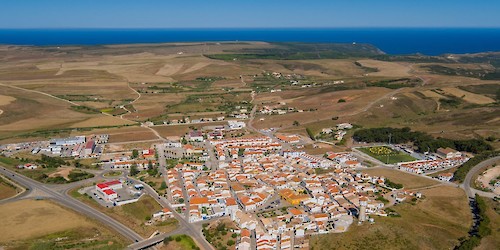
left=0, top=28, right=499, bottom=55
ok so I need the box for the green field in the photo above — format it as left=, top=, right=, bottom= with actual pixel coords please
left=358, top=146, right=416, bottom=164
left=163, top=234, right=200, bottom=250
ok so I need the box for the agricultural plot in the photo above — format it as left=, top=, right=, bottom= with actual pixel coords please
left=358, top=146, right=416, bottom=164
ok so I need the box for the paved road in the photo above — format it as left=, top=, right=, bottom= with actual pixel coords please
left=0, top=166, right=143, bottom=243
left=461, top=156, right=500, bottom=198
left=130, top=178, right=214, bottom=250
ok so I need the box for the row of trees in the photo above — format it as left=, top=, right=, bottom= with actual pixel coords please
left=455, top=195, right=492, bottom=250
left=352, top=127, right=492, bottom=154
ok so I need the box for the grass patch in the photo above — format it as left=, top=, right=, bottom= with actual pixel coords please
left=103, top=171, right=122, bottom=178
left=358, top=146, right=416, bottom=164
left=164, top=234, right=200, bottom=250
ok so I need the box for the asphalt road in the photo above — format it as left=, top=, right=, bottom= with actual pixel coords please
left=461, top=156, right=500, bottom=198
left=0, top=166, right=144, bottom=243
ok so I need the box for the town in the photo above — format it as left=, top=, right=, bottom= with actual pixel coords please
left=0, top=117, right=473, bottom=250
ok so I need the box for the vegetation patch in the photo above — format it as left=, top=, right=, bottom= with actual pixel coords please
left=202, top=220, right=238, bottom=250
left=163, top=234, right=199, bottom=250
left=353, top=127, right=493, bottom=154
left=455, top=195, right=493, bottom=250
left=365, top=78, right=421, bottom=89
left=359, top=146, right=416, bottom=164
left=70, top=105, right=101, bottom=114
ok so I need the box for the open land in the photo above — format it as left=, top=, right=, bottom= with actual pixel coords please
left=0, top=199, right=126, bottom=249
left=0, top=175, right=19, bottom=200
left=362, top=168, right=439, bottom=189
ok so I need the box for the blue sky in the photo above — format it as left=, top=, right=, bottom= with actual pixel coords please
left=1, top=0, right=499, bottom=28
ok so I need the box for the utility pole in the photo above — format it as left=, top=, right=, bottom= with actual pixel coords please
left=387, top=133, right=392, bottom=164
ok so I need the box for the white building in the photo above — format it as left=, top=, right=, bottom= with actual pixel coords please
left=228, top=120, right=246, bottom=130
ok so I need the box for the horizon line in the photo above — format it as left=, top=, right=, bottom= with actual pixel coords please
left=1, top=26, right=500, bottom=30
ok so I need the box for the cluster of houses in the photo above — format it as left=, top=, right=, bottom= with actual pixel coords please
left=320, top=123, right=353, bottom=141
left=211, top=137, right=282, bottom=162
left=105, top=148, right=157, bottom=170
left=161, top=116, right=226, bottom=125
left=158, top=135, right=392, bottom=249
left=259, top=105, right=304, bottom=116
left=398, top=156, right=468, bottom=175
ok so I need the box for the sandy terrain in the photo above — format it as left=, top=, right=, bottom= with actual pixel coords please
left=0, top=94, right=16, bottom=106
left=477, top=165, right=500, bottom=195
left=48, top=167, right=74, bottom=180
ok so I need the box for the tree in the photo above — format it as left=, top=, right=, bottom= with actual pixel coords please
left=74, top=160, right=82, bottom=168
left=132, top=149, right=139, bottom=159
left=227, top=240, right=235, bottom=246
left=179, top=198, right=185, bottom=203
left=293, top=120, right=300, bottom=126
left=163, top=236, right=172, bottom=245
left=238, top=148, right=245, bottom=157
left=130, top=164, right=139, bottom=176
left=148, top=160, right=153, bottom=170
left=160, top=181, right=167, bottom=190
left=338, top=99, right=346, bottom=103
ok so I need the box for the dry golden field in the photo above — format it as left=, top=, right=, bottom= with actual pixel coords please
left=0, top=200, right=125, bottom=249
